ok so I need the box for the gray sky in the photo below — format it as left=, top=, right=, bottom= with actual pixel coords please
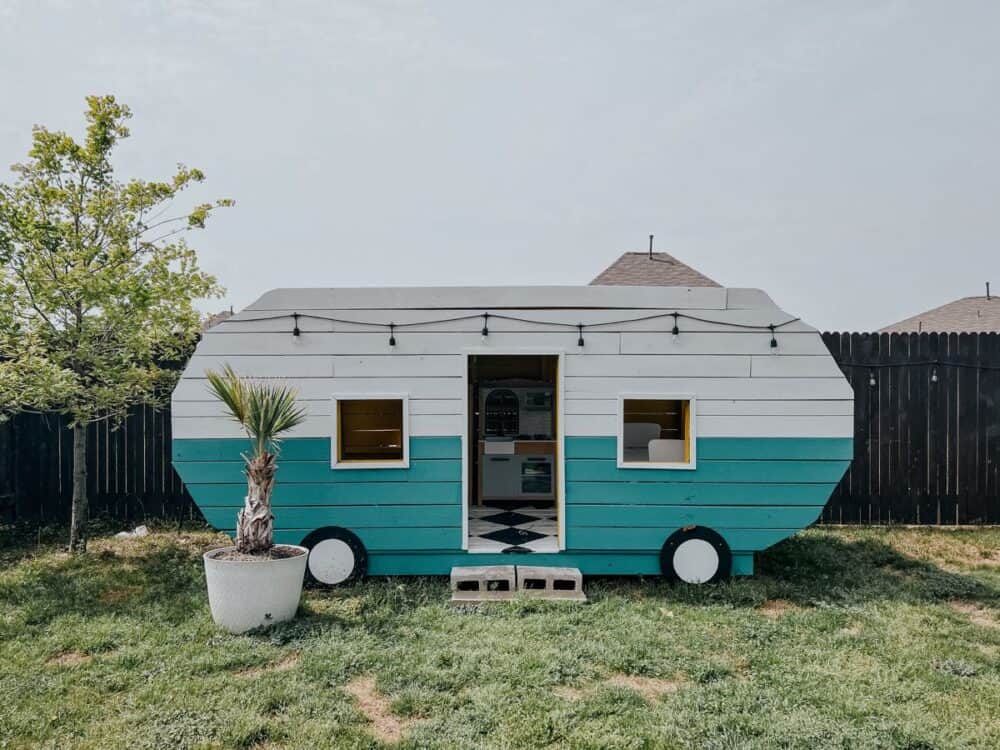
left=2, top=1, right=998, bottom=331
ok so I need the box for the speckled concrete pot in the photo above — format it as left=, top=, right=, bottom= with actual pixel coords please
left=203, top=546, right=308, bottom=633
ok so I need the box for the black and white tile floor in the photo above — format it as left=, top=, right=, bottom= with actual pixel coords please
left=468, top=504, right=559, bottom=553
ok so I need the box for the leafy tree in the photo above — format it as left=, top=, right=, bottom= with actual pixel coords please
left=0, top=96, right=231, bottom=552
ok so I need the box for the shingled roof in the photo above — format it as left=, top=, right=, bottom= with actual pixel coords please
left=880, top=296, right=1000, bottom=333
left=590, top=251, right=720, bottom=287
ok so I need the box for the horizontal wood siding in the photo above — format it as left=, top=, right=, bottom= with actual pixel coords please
left=178, top=435, right=845, bottom=558
left=171, top=286, right=853, bottom=570
left=561, top=436, right=842, bottom=555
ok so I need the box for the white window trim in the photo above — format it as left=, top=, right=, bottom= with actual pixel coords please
left=331, top=393, right=410, bottom=469
left=616, top=394, right=697, bottom=470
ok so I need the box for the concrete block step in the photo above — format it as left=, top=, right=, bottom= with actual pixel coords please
left=450, top=565, right=516, bottom=602
left=516, top=566, right=586, bottom=601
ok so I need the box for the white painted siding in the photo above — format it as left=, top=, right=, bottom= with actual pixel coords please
left=173, top=285, right=854, bottom=441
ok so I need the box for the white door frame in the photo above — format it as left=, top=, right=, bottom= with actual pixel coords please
left=461, top=348, right=566, bottom=551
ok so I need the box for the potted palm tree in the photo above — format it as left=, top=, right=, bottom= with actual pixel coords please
left=202, top=365, right=308, bottom=633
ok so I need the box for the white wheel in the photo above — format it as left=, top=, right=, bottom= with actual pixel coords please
left=301, top=526, right=367, bottom=586
left=308, top=538, right=356, bottom=585
left=672, top=538, right=720, bottom=584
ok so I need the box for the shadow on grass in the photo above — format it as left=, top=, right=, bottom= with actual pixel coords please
left=2, top=524, right=997, bottom=637
left=583, top=532, right=999, bottom=610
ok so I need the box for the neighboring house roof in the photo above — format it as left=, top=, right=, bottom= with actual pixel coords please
left=880, top=296, right=1000, bottom=333
left=590, top=251, right=720, bottom=287
left=202, top=310, right=233, bottom=331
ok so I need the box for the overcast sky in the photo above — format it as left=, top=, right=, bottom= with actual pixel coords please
left=2, top=1, right=998, bottom=330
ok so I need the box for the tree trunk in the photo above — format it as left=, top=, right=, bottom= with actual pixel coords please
left=236, top=451, right=275, bottom=554
left=68, top=423, right=88, bottom=553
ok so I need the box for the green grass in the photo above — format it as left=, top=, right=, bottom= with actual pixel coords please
left=1, top=524, right=998, bottom=749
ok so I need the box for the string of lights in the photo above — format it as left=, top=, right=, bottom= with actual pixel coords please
left=837, top=360, right=1000, bottom=388
left=224, top=309, right=803, bottom=349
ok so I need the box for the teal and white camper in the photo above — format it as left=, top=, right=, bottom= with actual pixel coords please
left=171, top=286, right=853, bottom=585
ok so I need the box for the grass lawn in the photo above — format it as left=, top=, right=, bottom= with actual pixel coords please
left=1, top=525, right=998, bottom=749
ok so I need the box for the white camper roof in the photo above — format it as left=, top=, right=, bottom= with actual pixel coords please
left=244, top=286, right=779, bottom=312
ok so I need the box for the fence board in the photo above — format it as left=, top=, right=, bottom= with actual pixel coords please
left=824, top=331, right=1000, bottom=524
left=0, top=406, right=194, bottom=524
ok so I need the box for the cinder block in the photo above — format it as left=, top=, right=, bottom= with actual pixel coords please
left=450, top=565, right=516, bottom=602
left=516, top=566, right=586, bottom=601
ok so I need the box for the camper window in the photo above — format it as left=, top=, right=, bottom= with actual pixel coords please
left=332, top=394, right=409, bottom=469
left=618, top=396, right=695, bottom=469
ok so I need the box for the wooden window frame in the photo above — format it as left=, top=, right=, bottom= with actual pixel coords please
left=616, top=394, right=696, bottom=470
left=331, top=393, right=410, bottom=469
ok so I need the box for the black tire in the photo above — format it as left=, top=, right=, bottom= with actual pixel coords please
left=659, top=526, right=731, bottom=584
left=300, top=527, right=368, bottom=587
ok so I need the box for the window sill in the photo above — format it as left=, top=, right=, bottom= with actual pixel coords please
left=617, top=461, right=697, bottom=471
left=332, top=459, right=410, bottom=470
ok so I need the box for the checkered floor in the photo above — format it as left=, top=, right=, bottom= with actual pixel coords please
left=468, top=504, right=559, bottom=553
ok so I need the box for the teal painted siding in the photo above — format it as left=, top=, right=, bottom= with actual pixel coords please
left=560, top=436, right=843, bottom=563
left=175, top=459, right=461, bottom=484
left=202, top=504, right=459, bottom=531
left=173, top=436, right=460, bottom=462
left=566, top=436, right=853, bottom=461
left=190, top=483, right=461, bottom=506
left=192, top=481, right=461, bottom=506
left=565, top=482, right=836, bottom=505
left=568, top=527, right=802, bottom=552
left=180, top=437, right=464, bottom=558
left=565, top=458, right=850, bottom=484
left=566, top=505, right=822, bottom=529
left=174, top=434, right=849, bottom=574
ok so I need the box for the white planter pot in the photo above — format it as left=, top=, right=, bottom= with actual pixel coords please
left=203, top=546, right=308, bottom=633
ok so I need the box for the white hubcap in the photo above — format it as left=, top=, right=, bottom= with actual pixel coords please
left=673, top=538, right=720, bottom=584
left=308, top=539, right=355, bottom=585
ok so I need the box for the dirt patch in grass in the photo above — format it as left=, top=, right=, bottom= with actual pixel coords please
left=605, top=674, right=683, bottom=701
left=759, top=599, right=799, bottom=618
left=238, top=652, right=301, bottom=678
left=553, top=685, right=587, bottom=701
left=344, top=675, right=414, bottom=744
left=555, top=675, right=683, bottom=703
left=100, top=585, right=141, bottom=604
left=46, top=650, right=91, bottom=667
left=950, top=601, right=999, bottom=630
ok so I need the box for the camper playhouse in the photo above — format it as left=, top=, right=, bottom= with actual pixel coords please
left=172, top=286, right=853, bottom=589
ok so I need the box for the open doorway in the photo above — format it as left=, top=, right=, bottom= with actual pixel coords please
left=467, top=354, right=560, bottom=553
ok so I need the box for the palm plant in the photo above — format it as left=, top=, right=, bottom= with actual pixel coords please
left=205, top=365, right=306, bottom=554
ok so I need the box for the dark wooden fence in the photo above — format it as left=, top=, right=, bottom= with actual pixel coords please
left=3, top=331, right=1000, bottom=526
left=0, top=405, right=195, bottom=524
left=822, top=331, right=1000, bottom=524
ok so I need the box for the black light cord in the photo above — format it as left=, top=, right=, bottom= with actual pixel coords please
left=222, top=309, right=801, bottom=335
